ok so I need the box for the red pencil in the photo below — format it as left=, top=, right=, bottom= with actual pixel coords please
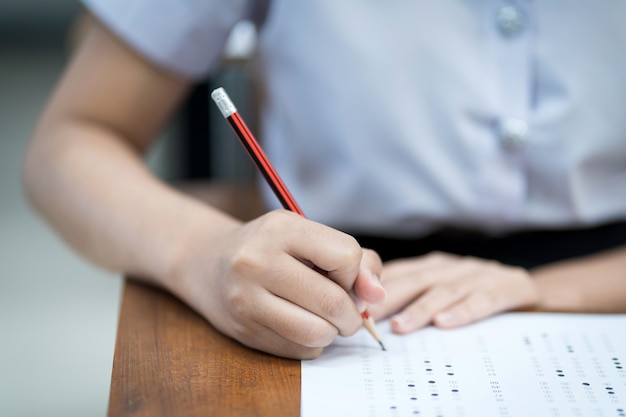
left=211, top=87, right=385, bottom=351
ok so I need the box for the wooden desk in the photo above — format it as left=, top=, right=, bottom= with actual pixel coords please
left=107, top=182, right=301, bottom=417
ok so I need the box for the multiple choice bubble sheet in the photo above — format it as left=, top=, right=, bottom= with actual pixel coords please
left=301, top=313, right=626, bottom=417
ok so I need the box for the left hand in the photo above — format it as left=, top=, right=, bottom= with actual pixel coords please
left=368, top=252, right=540, bottom=334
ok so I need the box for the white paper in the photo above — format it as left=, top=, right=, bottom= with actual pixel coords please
left=301, top=313, right=626, bottom=417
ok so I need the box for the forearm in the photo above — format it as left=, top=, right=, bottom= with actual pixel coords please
left=531, top=244, right=626, bottom=313
left=23, top=120, right=240, bottom=288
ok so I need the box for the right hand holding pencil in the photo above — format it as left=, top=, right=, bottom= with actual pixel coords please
left=167, top=209, right=386, bottom=359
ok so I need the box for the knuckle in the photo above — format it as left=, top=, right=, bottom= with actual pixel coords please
left=335, top=234, right=363, bottom=264
left=427, top=251, right=454, bottom=262
left=226, top=286, right=252, bottom=319
left=318, top=290, right=347, bottom=321
left=300, top=324, right=337, bottom=348
left=472, top=291, right=500, bottom=314
left=436, top=284, right=460, bottom=300
left=409, top=300, right=433, bottom=319
left=457, top=300, right=478, bottom=318
left=510, top=266, right=531, bottom=280
left=229, top=320, right=255, bottom=345
left=460, top=255, right=481, bottom=267
left=483, top=258, right=504, bottom=271
left=229, top=245, right=264, bottom=277
left=362, top=247, right=382, bottom=266
left=256, top=210, right=295, bottom=235
left=447, top=304, right=475, bottom=326
left=450, top=297, right=487, bottom=324
left=338, top=314, right=363, bottom=337
left=298, top=347, right=325, bottom=360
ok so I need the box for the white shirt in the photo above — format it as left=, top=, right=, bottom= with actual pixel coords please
left=83, top=0, right=626, bottom=237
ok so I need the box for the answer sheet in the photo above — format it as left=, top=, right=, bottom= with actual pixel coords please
left=301, top=313, right=626, bottom=417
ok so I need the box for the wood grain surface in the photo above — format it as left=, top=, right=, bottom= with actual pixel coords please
left=107, top=281, right=300, bottom=417
left=107, top=182, right=301, bottom=416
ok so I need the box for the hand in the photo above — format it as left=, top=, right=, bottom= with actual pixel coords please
left=369, top=252, right=539, bottom=334
left=168, top=210, right=385, bottom=359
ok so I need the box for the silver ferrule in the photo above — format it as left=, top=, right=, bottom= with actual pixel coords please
left=211, top=87, right=237, bottom=118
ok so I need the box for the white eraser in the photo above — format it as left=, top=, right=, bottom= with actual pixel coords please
left=211, top=87, right=237, bottom=118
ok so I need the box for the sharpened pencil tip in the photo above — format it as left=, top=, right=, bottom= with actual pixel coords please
left=379, top=341, right=386, bottom=351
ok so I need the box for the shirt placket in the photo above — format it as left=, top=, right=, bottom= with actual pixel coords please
left=479, top=0, right=533, bottom=225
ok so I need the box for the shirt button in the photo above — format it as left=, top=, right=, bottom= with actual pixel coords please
left=498, top=118, right=529, bottom=150
left=495, top=4, right=526, bottom=38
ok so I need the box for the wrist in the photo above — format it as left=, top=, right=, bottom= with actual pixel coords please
left=531, top=267, right=584, bottom=312
left=161, top=199, right=241, bottom=296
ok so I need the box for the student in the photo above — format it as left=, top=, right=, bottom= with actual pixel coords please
left=23, top=2, right=626, bottom=359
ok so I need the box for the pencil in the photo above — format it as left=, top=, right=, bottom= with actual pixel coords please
left=211, top=87, right=385, bottom=351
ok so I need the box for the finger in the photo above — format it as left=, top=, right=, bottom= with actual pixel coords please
left=380, top=252, right=460, bottom=285
left=212, top=283, right=330, bottom=359
left=385, top=256, right=487, bottom=331
left=390, top=277, right=478, bottom=334
left=265, top=253, right=363, bottom=336
left=434, top=269, right=538, bottom=328
left=432, top=292, right=497, bottom=329
left=371, top=254, right=476, bottom=321
left=253, top=290, right=340, bottom=349
left=353, top=248, right=386, bottom=306
left=231, top=309, right=328, bottom=360
left=216, top=261, right=342, bottom=359
left=361, top=248, right=383, bottom=279
left=280, top=212, right=364, bottom=292
left=369, top=274, right=431, bottom=321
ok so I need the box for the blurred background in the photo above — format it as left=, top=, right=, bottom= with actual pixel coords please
left=0, top=1, right=257, bottom=416
left=0, top=1, right=122, bottom=415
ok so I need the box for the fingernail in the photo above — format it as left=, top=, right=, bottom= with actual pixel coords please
left=371, top=273, right=387, bottom=300
left=371, top=273, right=382, bottom=287
left=391, top=313, right=411, bottom=331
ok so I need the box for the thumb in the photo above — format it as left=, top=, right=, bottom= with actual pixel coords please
left=352, top=248, right=386, bottom=306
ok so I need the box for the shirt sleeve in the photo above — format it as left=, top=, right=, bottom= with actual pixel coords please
left=81, top=0, right=250, bottom=80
